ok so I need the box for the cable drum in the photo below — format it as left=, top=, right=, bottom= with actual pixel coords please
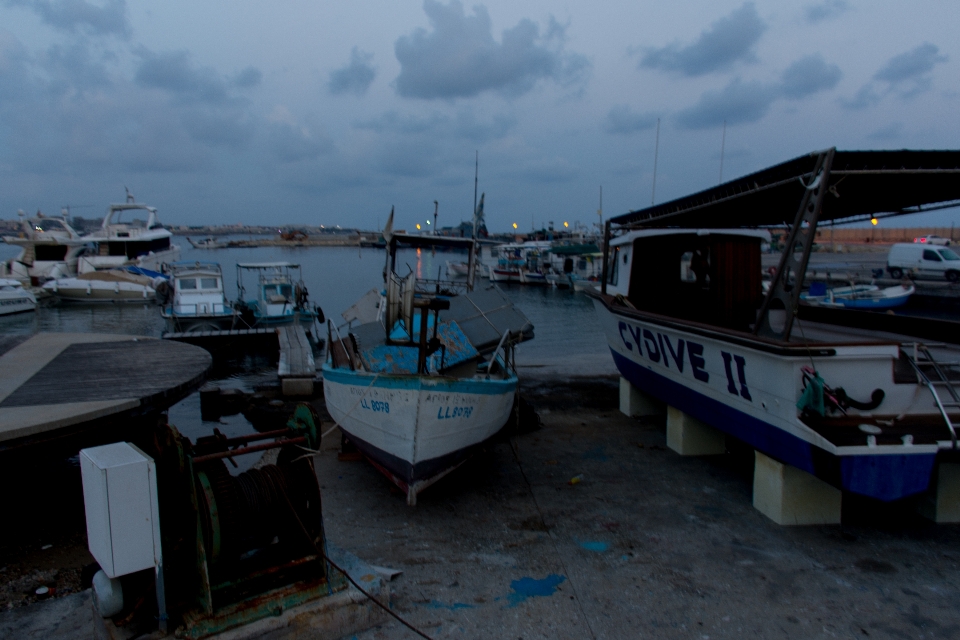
left=195, top=457, right=324, bottom=565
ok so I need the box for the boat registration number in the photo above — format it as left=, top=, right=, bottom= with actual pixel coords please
left=361, top=399, right=390, bottom=413
left=438, top=406, right=474, bottom=420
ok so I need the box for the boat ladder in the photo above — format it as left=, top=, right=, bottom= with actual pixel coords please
left=902, top=342, right=960, bottom=449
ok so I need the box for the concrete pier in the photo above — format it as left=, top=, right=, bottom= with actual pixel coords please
left=618, top=377, right=665, bottom=417
left=665, top=405, right=726, bottom=455
left=753, top=451, right=842, bottom=525
left=919, top=463, right=960, bottom=523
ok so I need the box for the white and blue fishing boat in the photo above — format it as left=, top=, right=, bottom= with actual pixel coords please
left=591, top=148, right=960, bottom=515
left=801, top=282, right=915, bottom=310
left=234, top=262, right=321, bottom=328
left=323, top=215, right=533, bottom=505
left=159, top=261, right=236, bottom=332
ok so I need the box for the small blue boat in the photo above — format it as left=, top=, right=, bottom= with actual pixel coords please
left=234, top=262, right=322, bottom=328
left=802, top=282, right=915, bottom=310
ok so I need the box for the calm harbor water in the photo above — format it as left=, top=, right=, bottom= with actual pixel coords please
left=0, top=240, right=613, bottom=441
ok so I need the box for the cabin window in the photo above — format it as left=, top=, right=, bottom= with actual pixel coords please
left=200, top=278, right=219, bottom=289
left=939, top=248, right=960, bottom=261
left=607, top=247, right=620, bottom=285
left=680, top=252, right=695, bottom=282
left=35, top=245, right=69, bottom=261
left=179, top=278, right=198, bottom=290
left=923, top=249, right=942, bottom=261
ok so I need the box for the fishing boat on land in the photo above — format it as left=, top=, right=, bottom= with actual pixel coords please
left=0, top=278, right=37, bottom=316
left=76, top=191, right=180, bottom=274
left=234, top=262, right=321, bottom=328
left=159, top=261, right=236, bottom=332
left=323, top=216, right=533, bottom=505
left=591, top=148, right=960, bottom=508
left=801, top=282, right=915, bottom=310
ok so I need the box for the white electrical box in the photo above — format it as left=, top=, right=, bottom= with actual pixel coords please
left=80, top=442, right=161, bottom=579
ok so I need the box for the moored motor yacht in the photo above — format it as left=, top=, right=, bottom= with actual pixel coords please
left=0, top=211, right=89, bottom=284
left=77, top=191, right=180, bottom=274
left=0, top=278, right=38, bottom=316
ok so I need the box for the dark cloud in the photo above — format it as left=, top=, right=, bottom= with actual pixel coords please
left=844, top=43, right=947, bottom=109
left=677, top=53, right=841, bottom=129
left=676, top=79, right=778, bottom=129
left=781, top=54, right=841, bottom=99
left=181, top=110, right=253, bottom=149
left=354, top=111, right=447, bottom=135
left=867, top=122, right=903, bottom=141
left=266, top=122, right=334, bottom=164
left=496, top=157, right=578, bottom=183
left=329, top=47, right=375, bottom=96
left=135, top=50, right=231, bottom=104
left=804, top=0, right=849, bottom=23
left=354, top=108, right=515, bottom=143
left=232, top=66, right=262, bottom=89
left=4, top=0, right=130, bottom=37
left=639, top=3, right=765, bottom=77
left=874, top=43, right=946, bottom=88
left=603, top=105, right=657, bottom=135
left=393, top=0, right=589, bottom=99
left=454, top=110, right=516, bottom=142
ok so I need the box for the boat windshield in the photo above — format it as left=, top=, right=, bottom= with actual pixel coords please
left=264, top=284, right=292, bottom=298
left=938, top=248, right=960, bottom=261
left=32, top=219, right=68, bottom=233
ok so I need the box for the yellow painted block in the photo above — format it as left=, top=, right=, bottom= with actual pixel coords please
left=666, top=406, right=726, bottom=455
left=753, top=451, right=841, bottom=526
left=619, top=377, right=665, bottom=417
left=919, top=464, right=960, bottom=523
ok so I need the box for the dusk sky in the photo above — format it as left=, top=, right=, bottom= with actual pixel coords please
left=1, top=0, right=958, bottom=232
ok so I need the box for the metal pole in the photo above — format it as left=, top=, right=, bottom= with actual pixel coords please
left=651, top=119, right=660, bottom=205
left=718, top=120, right=726, bottom=184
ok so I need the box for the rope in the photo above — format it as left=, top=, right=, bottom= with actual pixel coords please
left=275, top=471, right=435, bottom=640
left=319, top=373, right=381, bottom=441
left=508, top=435, right=597, bottom=640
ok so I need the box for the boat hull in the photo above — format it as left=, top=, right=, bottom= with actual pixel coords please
left=591, top=295, right=940, bottom=502
left=0, top=292, right=37, bottom=316
left=322, top=365, right=517, bottom=503
left=44, top=278, right=156, bottom=303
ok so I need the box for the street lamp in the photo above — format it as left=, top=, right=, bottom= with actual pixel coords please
left=512, top=222, right=518, bottom=229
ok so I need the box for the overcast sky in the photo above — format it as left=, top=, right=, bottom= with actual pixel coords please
left=1, top=0, right=958, bottom=231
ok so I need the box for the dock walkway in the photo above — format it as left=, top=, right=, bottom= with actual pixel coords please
left=0, top=333, right=211, bottom=450
left=277, top=324, right=316, bottom=395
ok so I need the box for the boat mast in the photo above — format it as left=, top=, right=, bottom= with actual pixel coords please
left=473, top=151, right=478, bottom=239
left=651, top=118, right=660, bottom=205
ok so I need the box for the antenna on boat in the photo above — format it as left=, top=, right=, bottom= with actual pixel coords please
left=597, top=185, right=603, bottom=233
left=651, top=118, right=660, bottom=205
left=719, top=120, right=726, bottom=184
left=473, top=150, right=478, bottom=237
left=124, top=186, right=135, bottom=203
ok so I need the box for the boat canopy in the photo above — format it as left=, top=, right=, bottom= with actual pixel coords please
left=611, top=149, right=960, bottom=229
left=237, top=262, right=300, bottom=269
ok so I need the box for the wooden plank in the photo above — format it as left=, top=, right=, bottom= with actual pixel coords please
left=277, top=324, right=315, bottom=379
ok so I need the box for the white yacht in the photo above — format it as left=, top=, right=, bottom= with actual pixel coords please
left=0, top=278, right=38, bottom=316
left=0, top=211, right=89, bottom=284
left=159, top=261, right=236, bottom=332
left=77, top=192, right=180, bottom=274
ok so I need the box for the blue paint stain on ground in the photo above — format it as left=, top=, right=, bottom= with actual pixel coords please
left=507, top=574, right=566, bottom=607
left=423, top=600, right=475, bottom=611
left=579, top=541, right=609, bottom=552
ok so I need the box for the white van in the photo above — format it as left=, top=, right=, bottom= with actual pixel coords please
left=887, top=242, right=960, bottom=281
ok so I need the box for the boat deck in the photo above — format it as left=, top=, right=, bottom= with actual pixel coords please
left=0, top=332, right=211, bottom=449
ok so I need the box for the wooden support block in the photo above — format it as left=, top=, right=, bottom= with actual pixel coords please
left=282, top=377, right=314, bottom=397
left=753, top=451, right=841, bottom=526
left=919, top=463, right=960, bottom=523
left=619, top=377, right=665, bottom=417
left=666, top=406, right=725, bottom=455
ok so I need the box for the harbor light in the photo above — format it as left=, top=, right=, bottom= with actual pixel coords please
left=512, top=222, right=518, bottom=229
left=416, top=223, right=421, bottom=230
left=563, top=221, right=569, bottom=228
left=426, top=220, right=430, bottom=225
left=871, top=217, right=879, bottom=225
